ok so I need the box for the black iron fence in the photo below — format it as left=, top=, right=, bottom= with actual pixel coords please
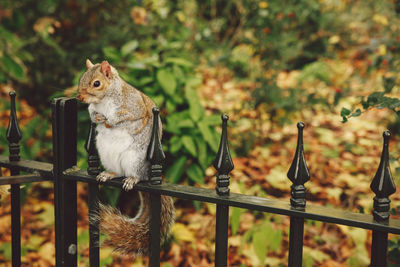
left=1, top=92, right=400, bottom=267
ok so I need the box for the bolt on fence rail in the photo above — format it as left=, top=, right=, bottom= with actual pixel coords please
left=0, top=92, right=399, bottom=267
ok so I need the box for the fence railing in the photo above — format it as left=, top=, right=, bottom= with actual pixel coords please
left=1, top=92, right=399, bottom=267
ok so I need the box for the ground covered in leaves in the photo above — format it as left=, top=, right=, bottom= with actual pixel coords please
left=1, top=1, right=400, bottom=266
left=0, top=51, right=399, bottom=267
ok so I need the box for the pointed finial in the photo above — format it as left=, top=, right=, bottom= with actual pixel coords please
left=213, top=114, right=234, bottom=195
left=85, top=122, right=100, bottom=176
left=147, top=107, right=165, bottom=185
left=287, top=122, right=310, bottom=208
left=370, top=131, right=396, bottom=221
left=6, top=91, right=22, bottom=161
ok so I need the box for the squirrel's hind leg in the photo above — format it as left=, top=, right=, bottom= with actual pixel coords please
left=97, top=171, right=117, bottom=182
left=122, top=176, right=140, bottom=191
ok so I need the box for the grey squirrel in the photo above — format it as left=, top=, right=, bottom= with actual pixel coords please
left=77, top=59, right=174, bottom=255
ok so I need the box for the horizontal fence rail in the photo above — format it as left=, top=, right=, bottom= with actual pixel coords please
left=1, top=92, right=399, bottom=267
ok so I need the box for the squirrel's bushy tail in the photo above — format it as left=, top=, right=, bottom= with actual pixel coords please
left=95, top=192, right=174, bottom=256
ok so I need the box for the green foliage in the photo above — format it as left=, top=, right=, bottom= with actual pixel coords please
left=388, top=237, right=400, bottom=265
left=240, top=219, right=283, bottom=265
left=341, top=91, right=400, bottom=123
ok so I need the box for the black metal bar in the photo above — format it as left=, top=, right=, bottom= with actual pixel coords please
left=150, top=193, right=161, bottom=267
left=53, top=98, right=78, bottom=267
left=88, top=184, right=99, bottom=267
left=0, top=155, right=53, bottom=178
left=288, top=217, right=304, bottom=267
left=6, top=91, right=22, bottom=267
left=148, top=107, right=165, bottom=266
left=214, top=114, right=233, bottom=267
left=370, top=131, right=396, bottom=267
left=85, top=122, right=100, bottom=267
left=63, top=172, right=400, bottom=234
left=0, top=174, right=49, bottom=185
left=215, top=204, right=229, bottom=267
left=371, top=230, right=388, bottom=267
left=287, top=122, right=310, bottom=267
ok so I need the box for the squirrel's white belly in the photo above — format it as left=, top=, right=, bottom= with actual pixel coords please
left=96, top=127, right=140, bottom=177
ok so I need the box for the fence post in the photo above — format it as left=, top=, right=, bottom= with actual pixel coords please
left=147, top=107, right=165, bottom=267
left=287, top=122, right=310, bottom=267
left=6, top=91, right=22, bottom=267
left=370, top=131, right=396, bottom=267
left=85, top=122, right=100, bottom=267
left=52, top=98, right=78, bottom=267
left=214, top=114, right=234, bottom=267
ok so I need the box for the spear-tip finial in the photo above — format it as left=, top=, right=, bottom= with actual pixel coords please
left=370, top=130, right=396, bottom=221
left=287, top=122, right=309, bottom=185
left=147, top=107, right=165, bottom=185
left=287, top=122, right=310, bottom=208
left=214, top=114, right=234, bottom=195
left=6, top=91, right=22, bottom=144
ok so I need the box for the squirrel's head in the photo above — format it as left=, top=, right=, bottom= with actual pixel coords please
left=77, top=59, right=117, bottom=104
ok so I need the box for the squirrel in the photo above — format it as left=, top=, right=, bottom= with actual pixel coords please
left=76, top=59, right=174, bottom=256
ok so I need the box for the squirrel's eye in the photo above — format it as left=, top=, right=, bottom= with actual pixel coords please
left=93, top=80, right=101, bottom=87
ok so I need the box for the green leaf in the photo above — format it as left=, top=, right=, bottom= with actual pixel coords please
left=352, top=108, right=361, bottom=117
left=185, top=85, right=204, bottom=121
left=203, top=114, right=222, bottom=126
left=169, top=136, right=183, bottom=154
left=195, top=136, right=209, bottom=169
left=121, top=40, right=139, bottom=56
left=268, top=227, right=282, bottom=252
left=102, top=47, right=121, bottom=62
left=252, top=227, right=268, bottom=265
left=182, top=136, right=197, bottom=157
left=0, top=55, right=26, bottom=80
left=303, top=253, right=314, bottom=267
left=156, top=69, right=177, bottom=95
left=187, top=163, right=204, bottom=184
left=138, top=76, right=153, bottom=86
left=0, top=243, right=11, bottom=260
left=198, top=121, right=219, bottom=152
left=230, top=207, right=242, bottom=235
left=176, top=119, right=195, bottom=128
left=78, top=230, right=90, bottom=245
left=166, top=156, right=187, bottom=183
left=340, top=107, right=351, bottom=117
left=166, top=99, right=176, bottom=113
left=164, top=57, right=193, bottom=67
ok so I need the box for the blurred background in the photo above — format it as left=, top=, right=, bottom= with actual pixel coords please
left=0, top=0, right=400, bottom=266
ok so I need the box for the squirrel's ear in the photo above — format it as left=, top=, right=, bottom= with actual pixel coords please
left=101, top=61, right=112, bottom=78
left=86, top=59, right=94, bottom=69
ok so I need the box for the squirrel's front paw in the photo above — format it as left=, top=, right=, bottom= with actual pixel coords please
left=96, top=171, right=117, bottom=182
left=122, top=176, right=140, bottom=191
left=94, top=113, right=107, bottom=124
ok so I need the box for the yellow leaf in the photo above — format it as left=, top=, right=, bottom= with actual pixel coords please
left=326, top=187, right=342, bottom=201
left=259, top=2, right=269, bottom=8
left=329, top=35, right=340, bottom=44
left=38, top=242, right=55, bottom=264
left=171, top=223, right=195, bottom=242
left=373, top=14, right=388, bottom=26
left=378, top=44, right=386, bottom=56
left=266, top=166, right=291, bottom=191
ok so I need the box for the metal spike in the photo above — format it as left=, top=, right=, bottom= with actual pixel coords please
left=147, top=107, right=165, bottom=185
left=6, top=91, right=22, bottom=162
left=85, top=122, right=100, bottom=176
left=213, top=114, right=234, bottom=195
left=287, top=122, right=310, bottom=208
left=370, top=131, right=396, bottom=221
